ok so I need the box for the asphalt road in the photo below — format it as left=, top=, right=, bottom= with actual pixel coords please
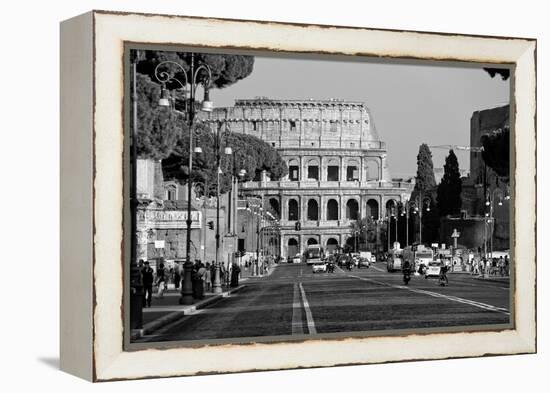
left=137, top=262, right=510, bottom=343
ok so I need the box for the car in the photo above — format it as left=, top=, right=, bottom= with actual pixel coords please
left=425, top=261, right=443, bottom=278
left=358, top=257, right=370, bottom=268
left=292, top=253, right=302, bottom=264
left=312, top=262, right=327, bottom=273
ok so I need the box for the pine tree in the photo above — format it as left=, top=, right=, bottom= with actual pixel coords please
left=437, top=150, right=463, bottom=216
left=412, top=144, right=437, bottom=200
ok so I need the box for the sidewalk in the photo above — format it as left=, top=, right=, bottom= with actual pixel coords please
left=132, top=284, right=246, bottom=340
left=473, top=274, right=510, bottom=284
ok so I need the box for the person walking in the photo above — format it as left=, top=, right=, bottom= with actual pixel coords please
left=230, top=263, right=241, bottom=287
left=141, top=261, right=154, bottom=308
left=196, top=263, right=206, bottom=299
left=156, top=262, right=166, bottom=299
left=204, top=262, right=212, bottom=292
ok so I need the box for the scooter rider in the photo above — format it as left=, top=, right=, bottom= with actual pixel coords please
left=402, top=260, right=412, bottom=284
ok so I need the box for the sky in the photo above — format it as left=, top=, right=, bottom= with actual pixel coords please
left=211, top=54, right=510, bottom=179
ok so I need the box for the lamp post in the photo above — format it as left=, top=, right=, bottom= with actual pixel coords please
left=130, top=52, right=143, bottom=329
left=411, top=190, right=431, bottom=245
left=155, top=54, right=213, bottom=305
left=485, top=186, right=510, bottom=261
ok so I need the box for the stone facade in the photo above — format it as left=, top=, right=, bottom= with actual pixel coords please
left=461, top=104, right=510, bottom=250
left=135, top=159, right=230, bottom=267
left=200, top=98, right=413, bottom=258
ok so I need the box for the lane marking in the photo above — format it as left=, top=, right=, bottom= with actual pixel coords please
left=291, top=283, right=304, bottom=335
left=299, top=283, right=317, bottom=334
left=348, top=274, right=510, bottom=315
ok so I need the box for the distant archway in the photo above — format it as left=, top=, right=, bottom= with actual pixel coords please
left=307, top=238, right=319, bottom=245
left=367, top=199, right=379, bottom=220
left=288, top=199, right=299, bottom=221
left=307, top=199, right=319, bottom=221
left=327, top=199, right=339, bottom=220
left=287, top=238, right=299, bottom=258
left=326, top=238, right=338, bottom=253
left=346, top=199, right=359, bottom=220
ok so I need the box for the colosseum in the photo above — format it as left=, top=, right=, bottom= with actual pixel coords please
left=200, top=97, right=414, bottom=259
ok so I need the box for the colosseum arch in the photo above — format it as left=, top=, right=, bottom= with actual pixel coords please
left=366, top=199, right=379, bottom=220
left=327, top=199, right=339, bottom=220
left=306, top=158, right=320, bottom=180
left=268, top=197, right=280, bottom=219
left=366, top=160, right=380, bottom=181
left=326, top=237, right=339, bottom=253
left=307, top=198, right=319, bottom=221
left=287, top=158, right=300, bottom=181
left=287, top=238, right=299, bottom=258
left=307, top=237, right=319, bottom=246
left=386, top=199, right=397, bottom=217
left=288, top=198, right=299, bottom=221
left=326, top=158, right=340, bottom=182
left=345, top=159, right=361, bottom=181
left=346, top=198, right=359, bottom=220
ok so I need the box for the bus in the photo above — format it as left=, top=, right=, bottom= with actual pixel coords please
left=403, top=245, right=434, bottom=272
left=305, top=244, right=325, bottom=265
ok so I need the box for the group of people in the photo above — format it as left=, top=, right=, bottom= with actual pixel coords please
left=137, top=259, right=241, bottom=307
left=471, top=255, right=509, bottom=276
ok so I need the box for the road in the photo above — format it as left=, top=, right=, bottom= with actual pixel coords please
left=137, top=262, right=510, bottom=343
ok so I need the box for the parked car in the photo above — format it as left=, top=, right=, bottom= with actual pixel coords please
left=312, top=262, right=327, bottom=273
left=292, top=253, right=302, bottom=264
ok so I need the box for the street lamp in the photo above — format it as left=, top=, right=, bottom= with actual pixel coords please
left=154, top=55, right=213, bottom=305
left=410, top=190, right=431, bottom=245
left=485, top=186, right=510, bottom=261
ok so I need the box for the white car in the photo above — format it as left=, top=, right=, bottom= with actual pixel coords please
left=425, top=261, right=443, bottom=278
left=292, top=254, right=302, bottom=264
left=312, top=262, right=327, bottom=273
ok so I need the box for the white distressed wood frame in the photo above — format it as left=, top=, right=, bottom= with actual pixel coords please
left=60, top=10, right=536, bottom=381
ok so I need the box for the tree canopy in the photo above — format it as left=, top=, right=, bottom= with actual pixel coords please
left=412, top=143, right=437, bottom=201
left=437, top=150, right=463, bottom=217
left=134, top=73, right=183, bottom=160
left=162, top=125, right=288, bottom=196
left=136, top=51, right=255, bottom=90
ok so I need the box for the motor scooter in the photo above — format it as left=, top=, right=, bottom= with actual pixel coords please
left=403, top=269, right=411, bottom=285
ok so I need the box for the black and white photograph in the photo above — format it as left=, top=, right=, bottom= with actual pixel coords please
left=127, top=48, right=513, bottom=345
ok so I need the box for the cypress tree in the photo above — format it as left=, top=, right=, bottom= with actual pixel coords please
left=437, top=150, right=463, bottom=216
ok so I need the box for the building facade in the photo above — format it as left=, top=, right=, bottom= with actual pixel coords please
left=201, top=98, right=413, bottom=259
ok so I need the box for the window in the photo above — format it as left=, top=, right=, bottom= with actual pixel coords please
left=330, top=122, right=338, bottom=132
left=307, top=165, right=319, bottom=180
left=289, top=120, right=296, bottom=131
left=289, top=165, right=299, bottom=181
left=327, top=166, right=339, bottom=181
left=347, top=166, right=358, bottom=181
left=166, top=186, right=177, bottom=201
left=252, top=121, right=258, bottom=131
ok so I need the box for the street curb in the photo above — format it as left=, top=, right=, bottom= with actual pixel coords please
left=131, top=285, right=247, bottom=340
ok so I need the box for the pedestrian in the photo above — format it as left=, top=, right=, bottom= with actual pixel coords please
left=231, top=263, right=241, bottom=287
left=480, top=257, right=487, bottom=276
left=220, top=263, right=226, bottom=284
left=196, top=263, right=206, bottom=299
left=204, top=262, right=212, bottom=292
left=156, top=262, right=167, bottom=298
left=141, top=261, right=154, bottom=307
